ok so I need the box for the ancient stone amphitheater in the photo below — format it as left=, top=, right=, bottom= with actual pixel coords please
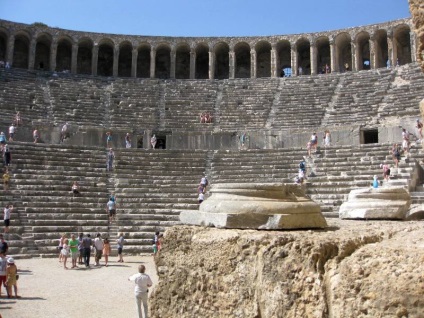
left=1, top=17, right=424, bottom=258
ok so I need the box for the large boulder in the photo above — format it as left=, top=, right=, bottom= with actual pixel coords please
left=339, top=187, right=411, bottom=219
left=180, top=183, right=327, bottom=229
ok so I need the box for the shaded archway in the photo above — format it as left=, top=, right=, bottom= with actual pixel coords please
left=97, top=39, right=114, bottom=76
left=77, top=38, right=93, bottom=75
left=296, top=38, right=310, bottom=75
left=316, top=37, right=330, bottom=73
left=155, top=44, right=171, bottom=79
left=356, top=31, right=371, bottom=70
left=234, top=42, right=250, bottom=78
left=393, top=25, right=412, bottom=65
left=0, top=29, right=7, bottom=62
left=214, top=42, right=229, bottom=79
left=56, top=37, right=72, bottom=72
left=35, top=33, right=52, bottom=70
left=175, top=42, right=190, bottom=79
left=374, top=29, right=388, bottom=69
left=255, top=41, right=271, bottom=78
left=137, top=43, right=150, bottom=78
left=335, top=32, right=352, bottom=72
left=276, top=40, right=291, bottom=77
left=13, top=32, right=30, bottom=69
left=118, top=41, right=132, bottom=77
left=195, top=43, right=209, bottom=79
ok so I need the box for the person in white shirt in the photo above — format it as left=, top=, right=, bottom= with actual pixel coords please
left=8, top=124, right=15, bottom=142
left=129, top=264, right=153, bottom=318
left=93, top=233, right=104, bottom=266
left=198, top=192, right=204, bottom=204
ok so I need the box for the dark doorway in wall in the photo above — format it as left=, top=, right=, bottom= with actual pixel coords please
left=137, top=137, right=144, bottom=149
left=362, top=129, right=378, bottom=144
left=156, top=135, right=166, bottom=149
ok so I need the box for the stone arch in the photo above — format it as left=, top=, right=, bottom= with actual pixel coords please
left=77, top=37, right=93, bottom=75
left=137, top=43, right=150, bottom=78
left=155, top=43, right=171, bottom=79
left=355, top=31, right=371, bottom=70
left=234, top=41, right=250, bottom=78
left=175, top=42, right=190, bottom=79
left=35, top=32, right=52, bottom=70
left=276, top=40, right=291, bottom=77
left=13, top=31, right=30, bottom=69
left=296, top=38, right=310, bottom=75
left=195, top=43, right=209, bottom=79
left=214, top=42, right=229, bottom=79
left=0, top=28, right=8, bottom=62
left=374, top=29, right=388, bottom=69
left=118, top=41, right=132, bottom=77
left=335, top=32, right=352, bottom=72
left=97, top=39, right=114, bottom=76
left=315, top=36, right=330, bottom=73
left=56, top=36, right=73, bottom=72
left=255, top=40, right=271, bottom=78
left=393, top=24, right=412, bottom=65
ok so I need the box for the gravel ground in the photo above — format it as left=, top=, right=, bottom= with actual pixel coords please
left=0, top=255, right=158, bottom=318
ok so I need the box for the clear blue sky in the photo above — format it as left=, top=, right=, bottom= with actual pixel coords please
left=0, top=0, right=411, bottom=37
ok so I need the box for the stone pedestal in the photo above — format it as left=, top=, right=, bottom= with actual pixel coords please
left=180, top=183, right=327, bottom=229
left=339, top=187, right=411, bottom=220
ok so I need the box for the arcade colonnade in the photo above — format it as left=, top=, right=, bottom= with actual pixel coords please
left=0, top=19, right=416, bottom=79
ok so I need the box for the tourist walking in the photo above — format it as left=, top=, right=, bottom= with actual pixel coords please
left=3, top=144, right=11, bottom=166
left=61, top=238, right=70, bottom=269
left=14, top=112, right=21, bottom=126
left=0, top=233, right=8, bottom=254
left=3, top=168, right=10, bottom=191
left=402, top=128, right=410, bottom=154
left=106, top=131, right=112, bottom=148
left=94, top=233, right=104, bottom=266
left=8, top=123, right=15, bottom=142
left=324, top=130, right=331, bottom=147
left=391, top=143, right=401, bottom=168
left=77, top=233, right=84, bottom=265
left=310, top=132, right=318, bottom=153
left=125, top=133, right=131, bottom=148
left=117, top=233, right=125, bottom=263
left=381, top=162, right=390, bottom=181
left=106, top=148, right=115, bottom=171
left=128, top=264, right=153, bottom=318
left=200, top=176, right=209, bottom=192
left=416, top=119, right=423, bottom=140
left=60, top=122, right=69, bottom=143
left=150, top=134, right=157, bottom=149
left=103, top=238, right=111, bottom=267
left=0, top=132, right=6, bottom=145
left=72, top=181, right=80, bottom=197
left=69, top=234, right=79, bottom=269
left=0, top=250, right=7, bottom=298
left=33, top=129, right=39, bottom=143
left=82, top=233, right=92, bottom=268
left=106, top=198, right=116, bottom=223
left=58, top=234, right=66, bottom=262
left=6, top=257, right=19, bottom=298
left=198, top=192, right=204, bottom=204
left=3, top=204, right=13, bottom=233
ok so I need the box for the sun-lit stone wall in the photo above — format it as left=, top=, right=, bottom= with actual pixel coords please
left=409, top=0, right=424, bottom=71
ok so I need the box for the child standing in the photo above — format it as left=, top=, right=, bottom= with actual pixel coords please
left=103, top=238, right=111, bottom=267
left=61, top=238, right=70, bottom=269
left=6, top=258, right=19, bottom=298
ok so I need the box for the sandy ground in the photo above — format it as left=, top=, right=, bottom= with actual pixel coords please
left=0, top=255, right=158, bottom=318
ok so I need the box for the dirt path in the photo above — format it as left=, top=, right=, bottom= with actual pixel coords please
left=0, top=255, right=158, bottom=318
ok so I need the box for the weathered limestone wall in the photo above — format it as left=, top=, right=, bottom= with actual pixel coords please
left=151, top=220, right=424, bottom=318
left=409, top=0, right=424, bottom=71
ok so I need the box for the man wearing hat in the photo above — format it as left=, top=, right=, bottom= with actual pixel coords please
left=6, top=257, right=19, bottom=298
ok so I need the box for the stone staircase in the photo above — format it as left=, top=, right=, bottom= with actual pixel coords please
left=110, top=149, right=208, bottom=253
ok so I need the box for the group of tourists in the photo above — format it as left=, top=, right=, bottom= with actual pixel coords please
left=58, top=232, right=126, bottom=269
left=197, top=175, right=208, bottom=204
left=199, top=112, right=213, bottom=123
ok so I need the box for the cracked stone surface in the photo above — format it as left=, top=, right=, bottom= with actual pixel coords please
left=150, top=219, right=424, bottom=318
left=409, top=0, right=424, bottom=71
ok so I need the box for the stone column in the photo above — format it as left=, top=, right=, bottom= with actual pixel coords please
left=353, top=41, right=360, bottom=71
left=330, top=39, right=337, bottom=73
left=189, top=48, right=196, bottom=79
left=351, top=42, right=357, bottom=72
left=229, top=49, right=235, bottom=79
left=170, top=48, right=176, bottom=79
left=410, top=31, right=417, bottom=63
left=50, top=40, right=57, bottom=71
left=28, top=38, right=37, bottom=70
left=310, top=42, right=317, bottom=75
left=291, top=44, right=297, bottom=76
left=92, top=44, right=98, bottom=76
left=6, top=34, right=14, bottom=66
left=71, top=43, right=78, bottom=74
left=271, top=44, right=277, bottom=77
left=209, top=49, right=215, bottom=80
left=250, top=48, right=256, bottom=79
left=113, top=45, right=119, bottom=77
left=369, top=38, right=376, bottom=69
left=150, top=47, right=156, bottom=79
left=387, top=31, right=395, bottom=67
left=131, top=48, right=138, bottom=78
